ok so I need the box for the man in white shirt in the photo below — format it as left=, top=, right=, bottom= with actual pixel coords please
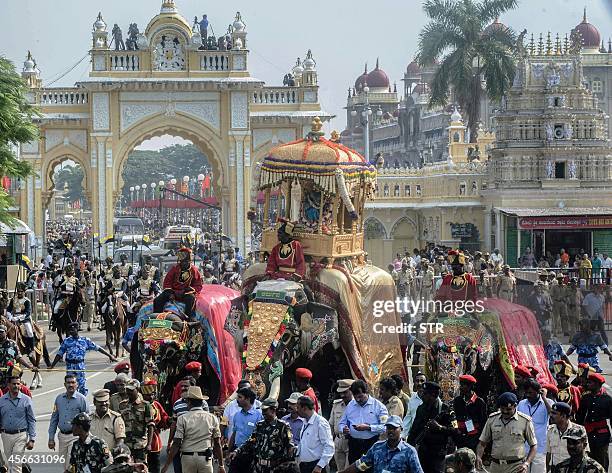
left=491, top=248, right=504, bottom=267
left=297, top=395, right=334, bottom=473
left=601, top=253, right=612, bottom=283
left=401, top=372, right=426, bottom=439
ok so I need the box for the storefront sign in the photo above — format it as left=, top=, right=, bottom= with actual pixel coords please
left=450, top=223, right=474, bottom=238
left=518, top=215, right=612, bottom=229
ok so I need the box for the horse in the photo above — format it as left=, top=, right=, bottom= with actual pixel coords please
left=102, top=294, right=128, bottom=358
left=54, top=289, right=85, bottom=344
left=0, top=317, right=51, bottom=389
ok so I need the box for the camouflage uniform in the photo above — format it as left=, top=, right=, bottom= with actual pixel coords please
left=68, top=434, right=112, bottom=473
left=120, top=394, right=154, bottom=461
left=235, top=418, right=295, bottom=473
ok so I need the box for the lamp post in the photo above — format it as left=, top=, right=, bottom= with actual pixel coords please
left=129, top=186, right=134, bottom=202
left=151, top=182, right=157, bottom=199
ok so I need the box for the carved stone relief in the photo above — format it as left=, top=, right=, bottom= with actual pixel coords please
left=92, top=93, right=110, bottom=131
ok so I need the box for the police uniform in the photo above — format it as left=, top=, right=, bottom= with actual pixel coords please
left=479, top=410, right=537, bottom=473
left=90, top=390, right=126, bottom=451
left=565, top=283, right=582, bottom=335
left=174, top=387, right=221, bottom=473
left=57, top=334, right=102, bottom=395
left=120, top=384, right=154, bottom=461
left=550, top=279, right=567, bottom=336
left=328, top=379, right=353, bottom=471
left=420, top=266, right=435, bottom=302
left=496, top=271, right=516, bottom=302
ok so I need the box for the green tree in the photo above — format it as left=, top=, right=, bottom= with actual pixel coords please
left=54, top=165, right=88, bottom=208
left=0, top=56, right=36, bottom=225
left=121, top=144, right=209, bottom=201
left=417, top=0, right=518, bottom=141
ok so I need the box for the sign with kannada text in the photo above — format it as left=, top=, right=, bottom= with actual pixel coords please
left=518, top=215, right=612, bottom=229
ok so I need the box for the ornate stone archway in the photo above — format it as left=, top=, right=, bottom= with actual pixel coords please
left=19, top=1, right=330, bottom=255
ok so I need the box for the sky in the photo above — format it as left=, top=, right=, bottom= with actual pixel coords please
left=2, top=0, right=610, bottom=148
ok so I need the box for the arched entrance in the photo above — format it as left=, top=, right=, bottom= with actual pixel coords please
left=364, top=217, right=388, bottom=267
left=391, top=216, right=418, bottom=259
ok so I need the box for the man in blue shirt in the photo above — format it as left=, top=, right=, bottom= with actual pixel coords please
left=338, top=380, right=389, bottom=464
left=228, top=387, right=263, bottom=451
left=340, top=415, right=424, bottom=473
left=0, top=374, right=36, bottom=473
left=50, top=323, right=116, bottom=395
left=48, top=373, right=89, bottom=472
left=517, top=378, right=552, bottom=473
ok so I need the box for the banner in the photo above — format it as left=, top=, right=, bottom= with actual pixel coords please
left=518, top=215, right=612, bottom=230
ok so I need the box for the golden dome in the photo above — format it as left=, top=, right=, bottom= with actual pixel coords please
left=259, top=117, right=376, bottom=196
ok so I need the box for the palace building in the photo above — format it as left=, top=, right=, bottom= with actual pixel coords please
left=351, top=16, right=611, bottom=268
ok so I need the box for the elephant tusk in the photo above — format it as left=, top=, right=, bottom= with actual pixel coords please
left=269, top=376, right=281, bottom=400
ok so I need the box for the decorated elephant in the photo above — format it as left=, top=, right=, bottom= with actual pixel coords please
left=229, top=261, right=406, bottom=411
left=225, top=279, right=339, bottom=403
left=133, top=284, right=242, bottom=410
left=418, top=298, right=554, bottom=408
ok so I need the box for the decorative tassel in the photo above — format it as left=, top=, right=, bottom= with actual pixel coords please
left=335, top=169, right=357, bottom=219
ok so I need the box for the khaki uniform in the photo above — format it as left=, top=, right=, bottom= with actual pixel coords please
left=175, top=407, right=221, bottom=473
left=565, top=286, right=582, bottom=334
left=420, top=268, right=434, bottom=302
left=385, top=395, right=405, bottom=418
left=90, top=409, right=126, bottom=451
left=120, top=395, right=154, bottom=461
left=496, top=274, right=516, bottom=302
left=550, top=282, right=567, bottom=336
left=479, top=411, right=537, bottom=473
left=110, top=392, right=128, bottom=413
left=328, top=399, right=349, bottom=471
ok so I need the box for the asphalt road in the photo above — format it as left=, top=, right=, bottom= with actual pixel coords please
left=9, top=327, right=612, bottom=472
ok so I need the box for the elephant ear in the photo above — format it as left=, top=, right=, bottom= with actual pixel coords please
left=299, top=302, right=339, bottom=359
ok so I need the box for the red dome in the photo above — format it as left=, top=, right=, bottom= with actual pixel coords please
left=483, top=17, right=508, bottom=35
left=354, top=63, right=369, bottom=90
left=367, top=59, right=390, bottom=88
left=406, top=60, right=421, bottom=75
left=574, top=9, right=601, bottom=48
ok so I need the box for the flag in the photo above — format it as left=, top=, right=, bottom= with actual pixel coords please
left=143, top=235, right=150, bottom=243
left=93, top=233, right=99, bottom=238
left=102, top=235, right=115, bottom=244
left=19, top=255, right=31, bottom=271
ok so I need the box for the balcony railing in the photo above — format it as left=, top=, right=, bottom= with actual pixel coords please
left=199, top=52, right=230, bottom=71
left=252, top=88, right=299, bottom=104
left=109, top=52, right=140, bottom=71
left=40, top=89, right=88, bottom=105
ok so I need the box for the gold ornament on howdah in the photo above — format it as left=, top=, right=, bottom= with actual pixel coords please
left=245, top=302, right=286, bottom=369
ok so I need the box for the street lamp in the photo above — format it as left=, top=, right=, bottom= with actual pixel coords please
left=135, top=185, right=140, bottom=201
left=129, top=186, right=134, bottom=202
left=151, top=182, right=157, bottom=199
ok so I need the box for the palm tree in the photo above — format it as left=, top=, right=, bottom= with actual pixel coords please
left=416, top=0, right=518, bottom=141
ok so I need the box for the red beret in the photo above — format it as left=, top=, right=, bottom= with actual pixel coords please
left=185, top=361, right=202, bottom=372
left=542, top=383, right=559, bottom=395
left=295, top=368, right=313, bottom=380
left=114, top=362, right=131, bottom=373
left=588, top=372, right=606, bottom=384
left=459, top=374, right=477, bottom=384
left=514, top=365, right=532, bottom=378
left=528, top=366, right=539, bottom=377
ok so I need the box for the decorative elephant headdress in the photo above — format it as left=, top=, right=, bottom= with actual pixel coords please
left=447, top=249, right=465, bottom=265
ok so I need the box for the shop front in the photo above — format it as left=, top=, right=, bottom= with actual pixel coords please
left=500, top=208, right=612, bottom=266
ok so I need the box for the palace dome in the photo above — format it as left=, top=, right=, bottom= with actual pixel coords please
left=355, top=64, right=369, bottom=90
left=406, top=60, right=422, bottom=75
left=573, top=8, right=601, bottom=49
left=366, top=59, right=390, bottom=89
left=483, top=17, right=509, bottom=35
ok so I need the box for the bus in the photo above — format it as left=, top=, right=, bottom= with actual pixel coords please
left=113, top=217, right=145, bottom=240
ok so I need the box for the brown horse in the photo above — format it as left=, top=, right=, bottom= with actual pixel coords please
left=103, top=294, right=127, bottom=358
left=1, top=317, right=51, bottom=389
left=55, top=288, right=85, bottom=344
